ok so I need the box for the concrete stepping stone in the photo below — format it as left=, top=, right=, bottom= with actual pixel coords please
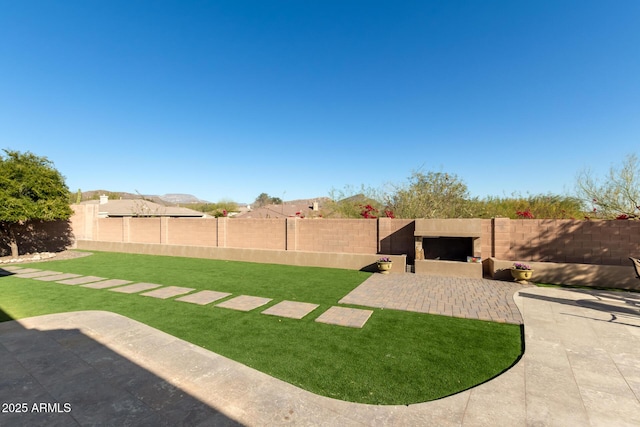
left=140, top=286, right=195, bottom=299
left=0, top=266, right=26, bottom=272
left=109, top=283, right=162, bottom=294
left=315, top=306, right=373, bottom=328
left=57, top=276, right=107, bottom=285
left=81, top=279, right=133, bottom=289
left=13, top=270, right=62, bottom=279
left=6, top=268, right=41, bottom=275
left=34, top=273, right=82, bottom=282
left=215, top=295, right=272, bottom=312
left=175, top=290, right=231, bottom=305
left=261, top=300, right=319, bottom=320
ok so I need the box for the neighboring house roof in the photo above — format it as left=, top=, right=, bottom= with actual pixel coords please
left=235, top=199, right=326, bottom=219
left=81, top=198, right=207, bottom=218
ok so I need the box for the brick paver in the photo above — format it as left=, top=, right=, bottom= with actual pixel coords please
left=176, top=290, right=231, bottom=305
left=216, top=295, right=272, bottom=312
left=57, top=276, right=107, bottom=285
left=141, top=286, right=196, bottom=299
left=81, top=279, right=133, bottom=289
left=315, top=306, right=373, bottom=328
left=109, top=283, right=162, bottom=294
left=261, top=300, right=319, bottom=320
left=339, top=273, right=530, bottom=324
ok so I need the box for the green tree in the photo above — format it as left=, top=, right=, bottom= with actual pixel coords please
left=386, top=171, right=474, bottom=219
left=576, top=153, right=640, bottom=219
left=253, top=193, right=282, bottom=208
left=0, top=150, right=73, bottom=257
left=469, top=194, right=585, bottom=219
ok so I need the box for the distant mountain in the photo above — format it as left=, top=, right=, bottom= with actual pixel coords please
left=80, top=191, right=206, bottom=206
left=160, top=194, right=205, bottom=204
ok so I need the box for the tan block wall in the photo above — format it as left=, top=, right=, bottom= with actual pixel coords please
left=167, top=218, right=217, bottom=246
left=129, top=218, right=162, bottom=244
left=379, top=218, right=415, bottom=257
left=67, top=205, right=640, bottom=271
left=75, top=240, right=407, bottom=273
left=96, top=218, right=125, bottom=242
left=487, top=258, right=639, bottom=291
left=295, top=219, right=378, bottom=253
left=510, top=219, right=640, bottom=266
left=225, top=218, right=286, bottom=250
left=70, top=204, right=97, bottom=241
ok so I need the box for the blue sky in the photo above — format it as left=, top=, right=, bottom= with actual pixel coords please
left=2, top=1, right=639, bottom=204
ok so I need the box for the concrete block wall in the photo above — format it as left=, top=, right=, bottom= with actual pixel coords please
left=487, top=258, right=639, bottom=291
left=378, top=218, right=415, bottom=258
left=68, top=204, right=640, bottom=269
left=96, top=218, right=125, bottom=242
left=75, top=240, right=408, bottom=273
left=129, top=218, right=161, bottom=244
left=510, top=219, right=640, bottom=266
left=167, top=218, right=217, bottom=246
left=70, top=204, right=97, bottom=241
left=295, top=218, right=378, bottom=254
left=225, top=218, right=286, bottom=250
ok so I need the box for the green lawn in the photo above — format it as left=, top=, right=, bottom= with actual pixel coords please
left=0, top=251, right=523, bottom=405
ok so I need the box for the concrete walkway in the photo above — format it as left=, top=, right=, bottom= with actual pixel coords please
left=1, top=283, right=639, bottom=425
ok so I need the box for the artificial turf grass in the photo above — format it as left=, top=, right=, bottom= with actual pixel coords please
left=0, top=252, right=523, bottom=405
left=22, top=251, right=369, bottom=305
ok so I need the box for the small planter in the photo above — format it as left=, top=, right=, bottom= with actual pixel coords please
left=377, top=261, right=392, bottom=274
left=511, top=268, right=534, bottom=282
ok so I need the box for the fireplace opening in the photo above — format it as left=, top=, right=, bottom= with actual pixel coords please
left=422, top=237, right=473, bottom=262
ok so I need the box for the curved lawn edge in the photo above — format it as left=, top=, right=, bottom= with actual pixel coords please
left=0, top=252, right=524, bottom=404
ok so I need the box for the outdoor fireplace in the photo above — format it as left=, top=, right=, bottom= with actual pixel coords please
left=422, top=237, right=474, bottom=262
left=413, top=219, right=482, bottom=278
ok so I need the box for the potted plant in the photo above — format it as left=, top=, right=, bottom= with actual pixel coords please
left=511, top=262, right=534, bottom=282
left=377, top=257, right=393, bottom=274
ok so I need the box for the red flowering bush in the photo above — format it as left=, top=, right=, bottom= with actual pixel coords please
left=516, top=209, right=534, bottom=219
left=360, top=204, right=378, bottom=219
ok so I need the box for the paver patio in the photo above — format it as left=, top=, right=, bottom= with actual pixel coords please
left=175, top=290, right=232, bottom=305
left=140, top=286, right=196, bottom=299
left=315, top=306, right=373, bottom=328
left=216, top=295, right=272, bottom=312
left=261, top=300, right=319, bottom=320
left=340, top=273, right=529, bottom=324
